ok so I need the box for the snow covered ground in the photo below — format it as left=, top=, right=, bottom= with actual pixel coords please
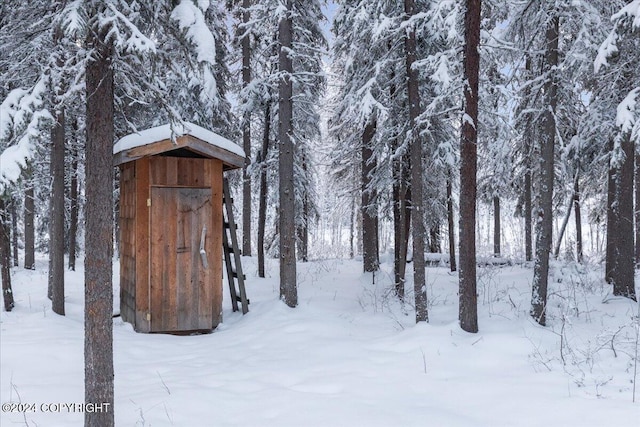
left=1, top=254, right=639, bottom=426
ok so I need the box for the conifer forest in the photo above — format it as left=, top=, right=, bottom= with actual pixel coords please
left=1, top=1, right=639, bottom=426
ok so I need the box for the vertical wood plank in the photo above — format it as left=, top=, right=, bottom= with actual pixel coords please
left=176, top=189, right=192, bottom=329
left=195, top=191, right=212, bottom=330
left=166, top=188, right=178, bottom=331
left=210, top=159, right=223, bottom=327
left=122, top=162, right=137, bottom=326
left=166, top=157, right=178, bottom=186
left=177, top=158, right=189, bottom=186
left=135, top=158, right=150, bottom=332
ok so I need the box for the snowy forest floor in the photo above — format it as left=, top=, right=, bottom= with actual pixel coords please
left=1, top=254, right=639, bottom=426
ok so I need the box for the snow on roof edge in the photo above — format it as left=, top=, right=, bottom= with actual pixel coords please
left=113, top=122, right=245, bottom=158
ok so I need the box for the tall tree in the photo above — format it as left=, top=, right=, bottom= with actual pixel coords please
left=446, top=173, right=456, bottom=272
left=404, top=0, right=427, bottom=322
left=10, top=197, right=18, bottom=266
left=595, top=0, right=639, bottom=300
left=530, top=13, right=559, bottom=326
left=574, top=171, right=583, bottom=263
left=240, top=0, right=252, bottom=257
left=49, top=101, right=65, bottom=314
left=493, top=197, right=500, bottom=256
left=48, top=6, right=66, bottom=315
left=331, top=1, right=406, bottom=290
left=361, top=117, right=379, bottom=272
left=0, top=198, right=15, bottom=311
left=84, top=4, right=115, bottom=425
left=257, top=102, right=271, bottom=278
left=68, top=122, right=80, bottom=271
left=605, top=137, right=616, bottom=283
left=636, top=152, right=640, bottom=268
left=23, top=177, right=35, bottom=270
left=278, top=0, right=297, bottom=307
left=520, top=55, right=534, bottom=263
left=459, top=0, right=481, bottom=333
left=610, top=121, right=635, bottom=299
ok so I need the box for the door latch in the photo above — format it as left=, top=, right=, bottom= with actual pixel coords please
left=200, top=226, right=208, bottom=269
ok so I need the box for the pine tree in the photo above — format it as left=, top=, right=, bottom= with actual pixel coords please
left=595, top=0, right=639, bottom=300
left=48, top=2, right=68, bottom=315
left=84, top=3, right=115, bottom=424
left=0, top=197, right=15, bottom=311
left=404, top=0, right=427, bottom=322
left=278, top=0, right=297, bottom=307
left=331, top=0, right=404, bottom=281
left=239, top=0, right=253, bottom=257
left=459, top=0, right=481, bottom=333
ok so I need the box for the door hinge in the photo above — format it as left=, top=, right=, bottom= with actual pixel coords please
left=147, top=198, right=151, bottom=207
left=146, top=312, right=151, bottom=321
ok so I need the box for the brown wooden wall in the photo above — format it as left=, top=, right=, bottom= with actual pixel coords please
left=119, top=156, right=223, bottom=333
left=119, top=162, right=137, bottom=327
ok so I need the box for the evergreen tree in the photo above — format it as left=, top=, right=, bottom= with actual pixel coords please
left=84, top=3, right=115, bottom=423
left=459, top=0, right=481, bottom=333
left=595, top=0, right=640, bottom=300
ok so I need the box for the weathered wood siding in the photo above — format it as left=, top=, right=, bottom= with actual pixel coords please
left=209, top=160, right=223, bottom=327
left=134, top=157, right=151, bottom=332
left=119, top=162, right=136, bottom=326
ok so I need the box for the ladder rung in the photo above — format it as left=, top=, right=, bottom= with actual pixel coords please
left=224, top=197, right=234, bottom=204
left=235, top=296, right=250, bottom=304
left=223, top=222, right=238, bottom=229
left=232, top=272, right=246, bottom=280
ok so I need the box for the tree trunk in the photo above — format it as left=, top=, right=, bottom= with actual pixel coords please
left=404, top=0, right=427, bottom=322
left=531, top=15, right=559, bottom=326
left=493, top=196, right=500, bottom=257
left=459, top=0, right=481, bottom=333
left=635, top=151, right=640, bottom=268
left=393, top=177, right=404, bottom=297
left=278, top=0, right=297, bottom=307
left=85, top=10, right=115, bottom=426
left=429, top=224, right=440, bottom=253
left=68, top=125, right=79, bottom=271
left=50, top=14, right=66, bottom=312
left=610, top=131, right=636, bottom=300
left=10, top=198, right=18, bottom=267
left=447, top=172, right=456, bottom=272
left=349, top=195, right=355, bottom=259
left=524, top=153, right=533, bottom=261
left=524, top=56, right=533, bottom=262
left=605, top=138, right=616, bottom=284
left=24, top=178, right=35, bottom=270
left=389, top=59, right=406, bottom=298
left=362, top=118, right=378, bottom=272
left=257, top=103, right=270, bottom=278
left=241, top=0, right=252, bottom=257
left=574, top=171, right=583, bottom=263
left=297, top=150, right=309, bottom=262
left=1, top=198, right=15, bottom=312
left=49, top=102, right=65, bottom=316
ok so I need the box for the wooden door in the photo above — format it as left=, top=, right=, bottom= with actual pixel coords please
left=150, top=187, right=213, bottom=332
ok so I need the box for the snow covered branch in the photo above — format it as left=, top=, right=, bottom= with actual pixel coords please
left=0, top=80, right=52, bottom=194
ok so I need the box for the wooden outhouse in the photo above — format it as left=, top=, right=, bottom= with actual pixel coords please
left=114, top=122, right=244, bottom=334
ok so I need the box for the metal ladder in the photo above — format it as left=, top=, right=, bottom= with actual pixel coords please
left=222, top=178, right=249, bottom=314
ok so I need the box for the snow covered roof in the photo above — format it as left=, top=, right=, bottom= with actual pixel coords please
left=114, top=122, right=245, bottom=169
